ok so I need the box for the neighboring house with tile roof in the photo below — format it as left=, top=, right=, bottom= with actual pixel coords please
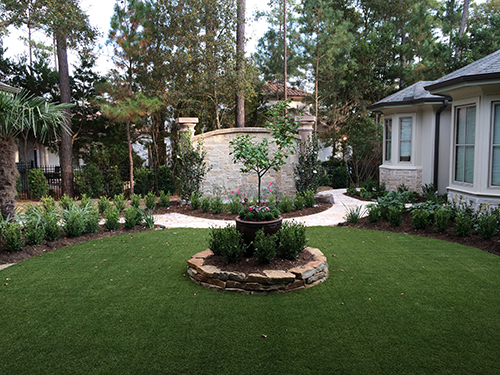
left=262, top=81, right=310, bottom=109
left=368, top=49, right=500, bottom=207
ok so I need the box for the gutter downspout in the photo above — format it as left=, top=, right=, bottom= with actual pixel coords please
left=433, top=99, right=449, bottom=190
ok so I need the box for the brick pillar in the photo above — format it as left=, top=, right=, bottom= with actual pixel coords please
left=296, top=115, right=315, bottom=152
left=176, top=117, right=198, bottom=147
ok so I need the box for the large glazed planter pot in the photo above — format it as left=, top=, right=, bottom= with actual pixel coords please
left=235, top=216, right=283, bottom=245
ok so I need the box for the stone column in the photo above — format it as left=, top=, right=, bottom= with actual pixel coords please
left=296, top=115, right=316, bottom=152
left=176, top=117, right=198, bottom=147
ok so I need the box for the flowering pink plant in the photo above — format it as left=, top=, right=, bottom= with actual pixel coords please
left=239, top=202, right=280, bottom=221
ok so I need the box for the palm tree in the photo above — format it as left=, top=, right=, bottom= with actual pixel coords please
left=0, top=89, right=72, bottom=220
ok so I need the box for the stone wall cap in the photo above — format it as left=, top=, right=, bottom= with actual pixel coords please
left=295, top=115, right=316, bottom=122
left=176, top=117, right=199, bottom=123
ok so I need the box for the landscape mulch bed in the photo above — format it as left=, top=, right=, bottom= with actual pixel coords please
left=203, top=249, right=315, bottom=276
left=154, top=200, right=331, bottom=220
left=0, top=201, right=332, bottom=265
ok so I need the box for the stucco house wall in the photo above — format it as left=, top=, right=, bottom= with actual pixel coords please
left=370, top=49, right=500, bottom=209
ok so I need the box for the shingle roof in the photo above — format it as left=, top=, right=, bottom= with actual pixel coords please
left=367, top=81, right=448, bottom=110
left=263, top=81, right=308, bottom=98
left=425, top=49, right=500, bottom=91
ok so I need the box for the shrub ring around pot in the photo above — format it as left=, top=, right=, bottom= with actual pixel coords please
left=187, top=247, right=329, bottom=294
left=235, top=216, right=283, bottom=246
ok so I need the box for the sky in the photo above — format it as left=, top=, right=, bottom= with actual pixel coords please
left=3, top=0, right=269, bottom=74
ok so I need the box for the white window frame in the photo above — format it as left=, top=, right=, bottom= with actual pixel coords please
left=454, top=105, right=476, bottom=185
left=490, top=103, right=500, bottom=187
left=399, top=117, right=412, bottom=163
left=384, top=118, right=392, bottom=162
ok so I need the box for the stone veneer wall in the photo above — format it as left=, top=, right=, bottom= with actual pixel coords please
left=187, top=247, right=329, bottom=294
left=447, top=189, right=500, bottom=210
left=192, top=128, right=299, bottom=197
left=379, top=166, right=423, bottom=194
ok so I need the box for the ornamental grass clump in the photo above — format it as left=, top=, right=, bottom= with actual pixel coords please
left=343, top=204, right=366, bottom=224
left=62, top=204, right=87, bottom=238
left=22, top=205, right=45, bottom=245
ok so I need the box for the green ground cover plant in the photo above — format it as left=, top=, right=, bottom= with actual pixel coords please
left=0, top=227, right=499, bottom=374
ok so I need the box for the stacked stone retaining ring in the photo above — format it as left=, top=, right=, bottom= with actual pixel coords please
left=187, top=247, right=329, bottom=294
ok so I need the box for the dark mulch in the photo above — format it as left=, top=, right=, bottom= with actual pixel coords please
left=345, top=210, right=500, bottom=258
left=203, top=249, right=315, bottom=276
left=155, top=200, right=332, bottom=220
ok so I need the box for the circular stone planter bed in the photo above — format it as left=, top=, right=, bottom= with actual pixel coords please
left=187, top=247, right=329, bottom=294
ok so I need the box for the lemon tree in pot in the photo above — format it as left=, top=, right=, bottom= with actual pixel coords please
left=230, top=100, right=298, bottom=246
left=229, top=100, right=298, bottom=204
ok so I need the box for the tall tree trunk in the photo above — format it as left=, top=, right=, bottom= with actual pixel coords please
left=0, top=138, right=18, bottom=221
left=126, top=120, right=134, bottom=196
left=56, top=30, right=74, bottom=197
left=315, top=45, right=320, bottom=132
left=455, top=0, right=469, bottom=59
left=235, top=0, right=245, bottom=128
left=283, top=0, right=287, bottom=101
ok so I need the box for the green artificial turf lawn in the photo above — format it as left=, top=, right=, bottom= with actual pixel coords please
left=1, top=227, right=499, bottom=374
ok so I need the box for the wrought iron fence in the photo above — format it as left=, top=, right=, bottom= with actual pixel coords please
left=15, top=164, right=173, bottom=200
left=16, top=164, right=63, bottom=200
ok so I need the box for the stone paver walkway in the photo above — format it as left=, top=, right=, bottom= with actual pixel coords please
left=0, top=189, right=368, bottom=271
left=154, top=189, right=368, bottom=228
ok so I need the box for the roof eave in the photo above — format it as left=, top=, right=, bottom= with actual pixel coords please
left=425, top=73, right=500, bottom=93
left=367, top=97, right=449, bottom=111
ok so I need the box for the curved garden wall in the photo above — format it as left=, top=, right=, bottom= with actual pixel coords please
left=192, top=128, right=300, bottom=197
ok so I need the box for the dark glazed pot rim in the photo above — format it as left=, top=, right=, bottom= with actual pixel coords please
left=235, top=216, right=283, bottom=226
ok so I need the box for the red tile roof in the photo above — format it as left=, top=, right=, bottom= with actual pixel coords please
left=263, top=81, right=308, bottom=98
